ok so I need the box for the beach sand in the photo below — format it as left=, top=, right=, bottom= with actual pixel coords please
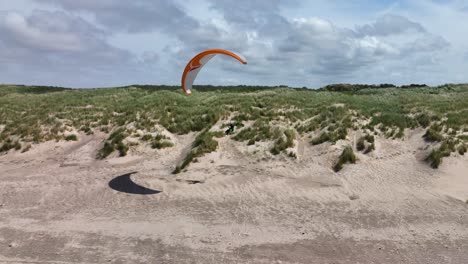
left=1, top=130, right=467, bottom=263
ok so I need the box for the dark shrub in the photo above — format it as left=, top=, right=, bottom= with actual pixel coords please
left=65, top=134, right=78, bottom=141
left=311, top=132, right=330, bottom=145
left=357, top=137, right=365, bottom=151
left=458, top=144, right=467, bottom=155
left=141, top=134, right=153, bottom=141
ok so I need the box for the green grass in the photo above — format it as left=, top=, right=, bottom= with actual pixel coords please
left=233, top=120, right=277, bottom=144
left=116, top=142, right=128, bottom=157
left=151, top=140, right=174, bottom=149
left=311, top=128, right=347, bottom=145
left=142, top=133, right=175, bottom=149
left=79, top=126, right=93, bottom=135
left=141, top=134, right=153, bottom=141
left=0, top=140, right=21, bottom=152
left=458, top=144, right=467, bottom=155
left=98, top=142, right=115, bottom=159
left=333, top=146, right=357, bottom=172
left=173, top=129, right=222, bottom=174
left=357, top=134, right=376, bottom=154
left=311, top=132, right=331, bottom=145
left=271, top=129, right=295, bottom=155
left=423, top=128, right=444, bottom=142
left=425, top=140, right=457, bottom=168
left=364, top=134, right=375, bottom=143
left=415, top=113, right=431, bottom=128
left=97, top=128, right=127, bottom=159
left=1, top=84, right=467, bottom=169
left=0, top=139, right=15, bottom=152
left=426, top=148, right=449, bottom=169
left=65, top=134, right=78, bottom=141
left=13, top=141, right=21, bottom=150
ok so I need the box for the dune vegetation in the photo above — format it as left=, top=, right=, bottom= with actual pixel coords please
left=0, top=83, right=467, bottom=170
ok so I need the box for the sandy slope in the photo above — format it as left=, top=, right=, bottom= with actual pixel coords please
left=0, top=130, right=467, bottom=264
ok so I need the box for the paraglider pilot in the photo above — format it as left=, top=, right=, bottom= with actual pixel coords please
left=225, top=123, right=235, bottom=135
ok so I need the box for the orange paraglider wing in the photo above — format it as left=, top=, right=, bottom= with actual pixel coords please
left=181, top=49, right=247, bottom=95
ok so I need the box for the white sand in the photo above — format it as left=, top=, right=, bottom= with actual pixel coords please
left=0, top=130, right=467, bottom=263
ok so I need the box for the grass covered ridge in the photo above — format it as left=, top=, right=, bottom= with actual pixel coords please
left=1, top=83, right=467, bottom=169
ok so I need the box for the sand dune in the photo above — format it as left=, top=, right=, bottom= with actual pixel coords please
left=0, top=131, right=467, bottom=263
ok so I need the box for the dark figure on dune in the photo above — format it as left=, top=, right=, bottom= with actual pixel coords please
left=225, top=123, right=235, bottom=135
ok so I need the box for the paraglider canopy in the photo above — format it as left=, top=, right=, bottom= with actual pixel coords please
left=181, top=49, right=247, bottom=95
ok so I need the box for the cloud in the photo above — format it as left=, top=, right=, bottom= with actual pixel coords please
left=0, top=10, right=138, bottom=87
left=356, top=14, right=426, bottom=36
left=0, top=10, right=130, bottom=61
left=3, top=12, right=84, bottom=52
left=188, top=13, right=447, bottom=83
left=206, top=0, right=293, bottom=36
left=157, top=0, right=449, bottom=86
left=0, top=0, right=462, bottom=88
left=402, top=34, right=450, bottom=54
left=34, top=0, right=198, bottom=34
left=140, top=51, right=159, bottom=64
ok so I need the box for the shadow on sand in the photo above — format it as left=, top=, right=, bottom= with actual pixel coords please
left=109, top=172, right=161, bottom=195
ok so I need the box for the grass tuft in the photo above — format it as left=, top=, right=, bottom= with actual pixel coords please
left=333, top=146, right=356, bottom=172
left=65, top=134, right=78, bottom=141
left=141, top=134, right=153, bottom=141
left=425, top=142, right=453, bottom=168
left=364, top=143, right=375, bottom=154
left=311, top=132, right=330, bottom=145
left=97, top=128, right=126, bottom=159
left=152, top=140, right=174, bottom=149
left=271, top=129, right=295, bottom=155
left=21, top=144, right=31, bottom=153
left=173, top=129, right=221, bottom=174
left=0, top=139, right=14, bottom=152
left=423, top=128, right=443, bottom=142
left=357, top=137, right=366, bottom=151
left=458, top=144, right=467, bottom=155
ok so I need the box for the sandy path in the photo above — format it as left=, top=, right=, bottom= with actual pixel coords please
left=0, top=132, right=467, bottom=263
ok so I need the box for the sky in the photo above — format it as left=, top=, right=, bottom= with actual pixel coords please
left=0, top=0, right=467, bottom=88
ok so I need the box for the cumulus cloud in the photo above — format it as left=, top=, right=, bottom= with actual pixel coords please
left=34, top=0, right=198, bottom=34
left=3, top=12, right=84, bottom=52
left=0, top=10, right=132, bottom=65
left=206, top=0, right=293, bottom=36
left=0, top=0, right=462, bottom=88
left=155, top=0, right=448, bottom=86
left=278, top=18, right=399, bottom=65
left=0, top=9, right=138, bottom=87
left=177, top=12, right=448, bottom=83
